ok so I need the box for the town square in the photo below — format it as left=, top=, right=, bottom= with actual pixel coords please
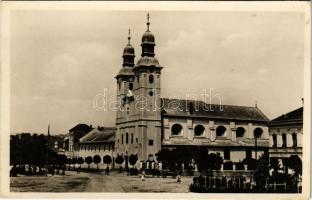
left=3, top=3, right=309, bottom=195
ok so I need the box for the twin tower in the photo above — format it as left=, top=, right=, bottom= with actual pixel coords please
left=115, top=14, right=163, bottom=163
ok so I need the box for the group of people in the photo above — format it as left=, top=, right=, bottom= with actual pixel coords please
left=140, top=170, right=181, bottom=183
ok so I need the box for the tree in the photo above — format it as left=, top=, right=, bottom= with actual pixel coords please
left=269, top=158, right=281, bottom=177
left=223, top=161, right=234, bottom=170
left=254, top=154, right=269, bottom=192
left=129, top=154, right=138, bottom=168
left=85, top=156, right=93, bottom=169
left=77, top=157, right=84, bottom=168
left=243, top=157, right=257, bottom=170
left=286, top=155, right=302, bottom=176
left=93, top=155, right=101, bottom=170
left=208, top=153, right=223, bottom=170
left=67, top=158, right=72, bottom=170
left=103, top=155, right=112, bottom=168
left=57, top=154, right=67, bottom=175
left=115, top=155, right=124, bottom=167
left=156, top=149, right=179, bottom=171
left=196, top=149, right=223, bottom=175
left=72, top=157, right=78, bottom=170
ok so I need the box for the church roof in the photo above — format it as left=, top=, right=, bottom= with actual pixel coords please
left=135, top=56, right=162, bottom=68
left=269, top=107, right=303, bottom=126
left=161, top=98, right=269, bottom=122
left=69, top=123, right=93, bottom=132
left=116, top=66, right=134, bottom=78
left=79, top=127, right=116, bottom=144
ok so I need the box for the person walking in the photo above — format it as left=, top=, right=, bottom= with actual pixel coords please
left=141, top=170, right=146, bottom=181
left=105, top=166, right=110, bottom=175
left=77, top=167, right=80, bottom=174
left=177, top=174, right=181, bottom=184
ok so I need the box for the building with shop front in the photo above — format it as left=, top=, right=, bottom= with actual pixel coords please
left=268, top=107, right=303, bottom=174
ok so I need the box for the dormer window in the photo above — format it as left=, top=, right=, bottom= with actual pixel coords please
left=216, top=126, right=226, bottom=137
left=171, top=124, right=183, bottom=136
left=254, top=128, right=263, bottom=139
left=194, top=125, right=205, bottom=136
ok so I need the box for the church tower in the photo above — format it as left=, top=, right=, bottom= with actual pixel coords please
left=115, top=14, right=163, bottom=164
left=132, top=13, right=163, bottom=161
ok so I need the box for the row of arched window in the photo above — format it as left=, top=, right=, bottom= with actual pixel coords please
left=171, top=124, right=263, bottom=138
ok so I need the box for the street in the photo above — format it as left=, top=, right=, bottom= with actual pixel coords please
left=11, top=171, right=193, bottom=192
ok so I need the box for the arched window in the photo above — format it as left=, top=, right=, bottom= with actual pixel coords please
left=149, top=74, right=154, bottom=83
left=121, top=134, right=124, bottom=144
left=236, top=127, right=245, bottom=138
left=126, top=133, right=129, bottom=144
left=129, top=83, right=133, bottom=90
left=194, top=125, right=205, bottom=136
left=292, top=133, right=297, bottom=147
left=254, top=128, right=263, bottom=139
left=131, top=133, right=133, bottom=144
left=171, top=124, right=183, bottom=136
left=216, top=126, right=226, bottom=137
left=272, top=134, right=277, bottom=148
left=126, top=106, right=130, bottom=115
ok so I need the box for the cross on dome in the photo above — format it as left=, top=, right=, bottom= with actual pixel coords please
left=128, top=29, right=131, bottom=44
left=147, top=13, right=150, bottom=31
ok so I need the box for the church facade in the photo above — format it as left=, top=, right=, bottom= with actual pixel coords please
left=114, top=14, right=270, bottom=164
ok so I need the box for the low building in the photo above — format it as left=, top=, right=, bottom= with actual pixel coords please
left=76, top=127, right=116, bottom=168
left=66, top=123, right=93, bottom=157
left=268, top=107, right=303, bottom=173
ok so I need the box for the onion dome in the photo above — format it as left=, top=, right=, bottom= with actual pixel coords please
left=122, top=29, right=135, bottom=67
left=123, top=44, right=135, bottom=56
left=142, top=31, right=155, bottom=44
left=141, top=13, right=155, bottom=57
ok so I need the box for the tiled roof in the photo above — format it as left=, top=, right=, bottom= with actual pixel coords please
left=69, top=123, right=93, bottom=132
left=269, top=107, right=303, bottom=126
left=115, top=66, right=134, bottom=78
left=161, top=98, right=269, bottom=122
left=79, top=127, right=116, bottom=144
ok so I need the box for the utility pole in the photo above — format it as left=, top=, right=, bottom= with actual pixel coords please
left=255, top=138, right=258, bottom=160
left=45, top=124, right=50, bottom=167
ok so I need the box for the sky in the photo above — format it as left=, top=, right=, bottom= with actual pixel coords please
left=10, top=11, right=305, bottom=134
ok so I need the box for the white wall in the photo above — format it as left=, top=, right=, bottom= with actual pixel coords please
left=163, top=117, right=269, bottom=147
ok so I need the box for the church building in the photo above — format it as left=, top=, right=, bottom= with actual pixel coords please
left=114, top=14, right=270, bottom=165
